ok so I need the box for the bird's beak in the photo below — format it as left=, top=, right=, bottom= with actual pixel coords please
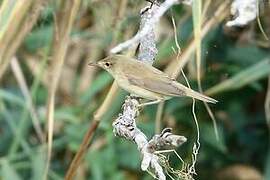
left=88, top=62, right=98, bottom=66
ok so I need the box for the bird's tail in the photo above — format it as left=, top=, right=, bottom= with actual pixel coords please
left=175, top=83, right=217, bottom=103
left=185, top=88, right=217, bottom=103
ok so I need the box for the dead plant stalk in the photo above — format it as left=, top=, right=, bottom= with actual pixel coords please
left=44, top=0, right=81, bottom=179
left=0, top=0, right=47, bottom=80
left=65, top=82, right=119, bottom=180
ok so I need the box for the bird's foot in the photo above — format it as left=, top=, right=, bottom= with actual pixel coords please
left=138, top=99, right=163, bottom=107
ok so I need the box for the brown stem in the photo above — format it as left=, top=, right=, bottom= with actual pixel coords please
left=65, top=120, right=99, bottom=180
left=65, top=82, right=119, bottom=180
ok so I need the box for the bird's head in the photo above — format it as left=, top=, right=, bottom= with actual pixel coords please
left=88, top=55, right=119, bottom=74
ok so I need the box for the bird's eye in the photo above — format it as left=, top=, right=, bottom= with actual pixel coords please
left=104, top=62, right=110, bottom=67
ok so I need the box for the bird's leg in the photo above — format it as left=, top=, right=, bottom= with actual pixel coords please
left=138, top=100, right=160, bottom=107
left=138, top=99, right=164, bottom=107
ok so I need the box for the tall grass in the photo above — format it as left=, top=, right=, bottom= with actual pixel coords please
left=0, top=1, right=269, bottom=179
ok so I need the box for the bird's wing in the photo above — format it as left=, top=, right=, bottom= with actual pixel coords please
left=122, top=61, right=217, bottom=103
left=123, top=66, right=185, bottom=97
left=121, top=60, right=185, bottom=96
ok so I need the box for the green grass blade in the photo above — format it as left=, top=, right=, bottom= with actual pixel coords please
left=0, top=89, right=24, bottom=106
left=1, top=159, right=22, bottom=180
left=206, top=58, right=270, bottom=95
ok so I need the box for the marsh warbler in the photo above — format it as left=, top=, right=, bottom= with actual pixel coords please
left=89, top=55, right=217, bottom=105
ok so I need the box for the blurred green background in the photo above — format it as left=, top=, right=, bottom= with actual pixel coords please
left=0, top=0, right=269, bottom=180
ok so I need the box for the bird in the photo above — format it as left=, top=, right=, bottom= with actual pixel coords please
left=89, top=54, right=217, bottom=106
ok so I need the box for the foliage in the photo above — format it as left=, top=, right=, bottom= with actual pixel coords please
left=0, top=0, right=269, bottom=179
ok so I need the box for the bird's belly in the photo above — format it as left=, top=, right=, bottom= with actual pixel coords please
left=117, top=79, right=162, bottom=100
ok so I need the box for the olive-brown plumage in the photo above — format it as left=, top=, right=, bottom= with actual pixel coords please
left=89, top=55, right=217, bottom=104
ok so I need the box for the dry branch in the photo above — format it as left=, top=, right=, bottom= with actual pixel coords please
left=113, top=97, right=187, bottom=180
